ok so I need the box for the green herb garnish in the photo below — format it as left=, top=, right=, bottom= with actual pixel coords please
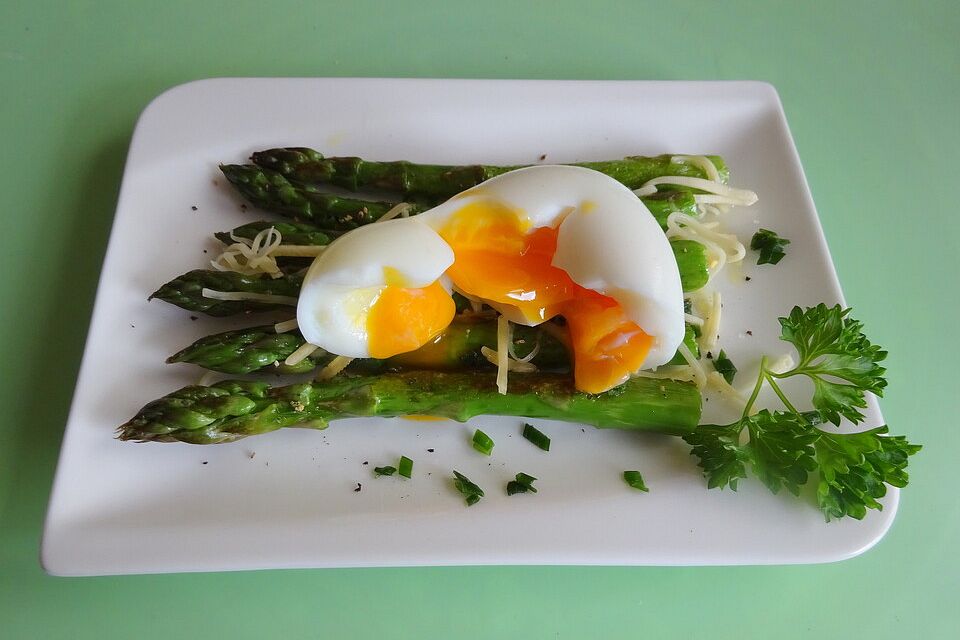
left=472, top=429, right=495, bottom=456
left=506, top=472, right=538, bottom=495
left=714, top=349, right=737, bottom=384
left=452, top=470, right=484, bottom=506
left=750, top=228, right=790, bottom=265
left=373, top=466, right=396, bottom=477
left=622, top=470, right=649, bottom=492
left=683, top=304, right=920, bottom=520
left=521, top=423, right=551, bottom=451
left=398, top=456, right=413, bottom=478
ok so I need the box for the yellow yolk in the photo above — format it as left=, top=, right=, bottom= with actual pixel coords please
left=366, top=280, right=455, bottom=359
left=438, top=200, right=653, bottom=393
left=438, top=201, right=575, bottom=323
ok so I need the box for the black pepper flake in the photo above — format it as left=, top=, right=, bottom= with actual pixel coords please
left=202, top=461, right=208, bottom=465
left=130, top=324, right=135, bottom=328
left=746, top=330, right=753, bottom=336
left=202, top=249, right=208, bottom=254
left=427, top=448, right=435, bottom=453
left=539, top=154, right=547, bottom=161
left=745, top=276, right=752, bottom=281
left=248, top=451, right=256, bottom=459
left=354, top=483, right=362, bottom=492
left=362, top=461, right=369, bottom=465
left=191, top=205, right=198, bottom=211
left=706, top=351, right=713, bottom=359
left=190, top=316, right=198, bottom=321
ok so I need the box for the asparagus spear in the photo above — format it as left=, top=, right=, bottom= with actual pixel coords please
left=215, top=220, right=339, bottom=246
left=221, top=164, right=427, bottom=227
left=222, top=164, right=701, bottom=232
left=250, top=147, right=729, bottom=200
left=154, top=237, right=707, bottom=317
left=150, top=270, right=302, bottom=316
left=168, top=316, right=570, bottom=375
left=117, top=372, right=702, bottom=444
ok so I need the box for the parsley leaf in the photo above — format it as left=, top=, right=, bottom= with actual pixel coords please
left=776, top=304, right=887, bottom=424
left=750, top=228, right=790, bottom=265
left=683, top=305, right=920, bottom=521
left=622, top=470, right=650, bottom=492
left=683, top=423, right=749, bottom=490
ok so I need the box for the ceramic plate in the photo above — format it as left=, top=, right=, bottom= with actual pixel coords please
left=42, top=79, right=894, bottom=575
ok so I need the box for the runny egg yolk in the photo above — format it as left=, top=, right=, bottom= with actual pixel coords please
left=438, top=200, right=654, bottom=394
left=366, top=267, right=455, bottom=359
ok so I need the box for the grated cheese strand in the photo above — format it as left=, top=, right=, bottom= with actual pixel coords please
left=495, top=315, right=511, bottom=394
left=480, top=346, right=538, bottom=373
left=197, top=370, right=217, bottom=386
left=274, top=318, right=299, bottom=333
left=316, top=355, right=354, bottom=381
left=700, top=291, right=722, bottom=353
left=284, top=342, right=319, bottom=366
left=677, top=341, right=707, bottom=389
left=670, top=155, right=721, bottom=183
left=211, top=227, right=285, bottom=279
left=377, top=202, right=413, bottom=222
left=634, top=176, right=758, bottom=205
left=201, top=288, right=298, bottom=306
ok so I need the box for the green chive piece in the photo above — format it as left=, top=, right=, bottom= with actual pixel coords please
left=623, top=470, right=649, bottom=492
left=472, top=429, right=495, bottom=456
left=453, top=470, right=484, bottom=506
left=714, top=350, right=738, bottom=384
left=750, top=228, right=790, bottom=265
left=374, top=466, right=396, bottom=477
left=522, top=423, right=551, bottom=451
left=506, top=472, right=538, bottom=496
left=398, top=456, right=413, bottom=478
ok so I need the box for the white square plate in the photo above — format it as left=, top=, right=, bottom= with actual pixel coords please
left=42, top=79, right=895, bottom=576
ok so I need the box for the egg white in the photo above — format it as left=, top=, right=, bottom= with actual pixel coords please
left=296, top=218, right=454, bottom=358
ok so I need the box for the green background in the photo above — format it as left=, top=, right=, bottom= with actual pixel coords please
left=1, top=1, right=956, bottom=637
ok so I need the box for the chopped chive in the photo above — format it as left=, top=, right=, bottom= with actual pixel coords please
left=398, top=455, right=413, bottom=478
left=714, top=350, right=738, bottom=384
left=452, top=470, right=484, bottom=506
left=522, top=423, right=551, bottom=451
left=622, top=470, right=649, bottom=492
left=373, top=466, right=396, bottom=477
left=506, top=472, right=538, bottom=495
left=472, top=429, right=495, bottom=456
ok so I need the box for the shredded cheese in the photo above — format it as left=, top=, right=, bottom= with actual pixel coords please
left=211, top=228, right=284, bottom=278
left=316, top=355, right=354, bottom=380
left=632, top=366, right=700, bottom=384
left=634, top=176, right=758, bottom=206
left=495, top=315, right=511, bottom=394
left=671, top=155, right=722, bottom=183
left=284, top=342, right=319, bottom=366
left=706, top=371, right=747, bottom=406
left=201, top=288, right=298, bottom=306
left=700, top=291, right=722, bottom=353
left=480, top=346, right=538, bottom=373
left=677, top=342, right=708, bottom=389
left=274, top=318, right=299, bottom=333
left=197, top=370, right=217, bottom=386
left=377, top=202, right=413, bottom=222
left=684, top=313, right=704, bottom=327
left=665, top=211, right=746, bottom=284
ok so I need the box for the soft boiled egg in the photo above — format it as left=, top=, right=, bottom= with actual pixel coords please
left=296, top=164, right=685, bottom=394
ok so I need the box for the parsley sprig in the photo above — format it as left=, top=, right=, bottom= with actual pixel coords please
left=684, top=304, right=920, bottom=521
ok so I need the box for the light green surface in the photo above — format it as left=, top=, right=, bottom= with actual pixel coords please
left=1, top=0, right=956, bottom=637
